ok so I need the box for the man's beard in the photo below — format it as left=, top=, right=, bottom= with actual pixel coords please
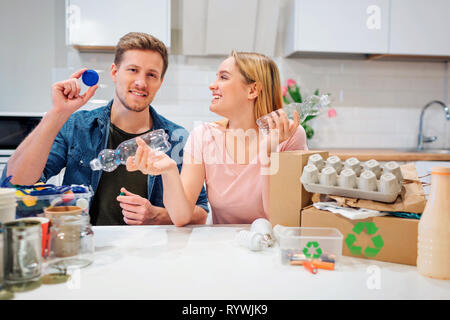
left=116, top=89, right=150, bottom=113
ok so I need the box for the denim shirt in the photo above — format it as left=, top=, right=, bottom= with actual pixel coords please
left=1, top=100, right=209, bottom=213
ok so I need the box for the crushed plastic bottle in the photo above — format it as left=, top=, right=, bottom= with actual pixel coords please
left=90, top=129, right=171, bottom=172
left=256, top=94, right=331, bottom=134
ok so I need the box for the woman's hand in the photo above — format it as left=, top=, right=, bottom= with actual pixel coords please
left=126, top=137, right=177, bottom=175
left=267, top=109, right=300, bottom=144
left=260, top=109, right=300, bottom=158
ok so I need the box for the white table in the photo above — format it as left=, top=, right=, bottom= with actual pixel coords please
left=12, top=225, right=450, bottom=300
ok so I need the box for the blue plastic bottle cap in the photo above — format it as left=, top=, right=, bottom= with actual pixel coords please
left=82, top=69, right=99, bottom=86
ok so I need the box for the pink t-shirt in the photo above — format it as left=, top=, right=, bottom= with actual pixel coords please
left=184, top=122, right=308, bottom=224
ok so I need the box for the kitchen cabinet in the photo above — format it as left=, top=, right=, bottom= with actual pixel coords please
left=284, top=0, right=390, bottom=56
left=66, top=0, right=171, bottom=49
left=182, top=0, right=280, bottom=56
left=205, top=0, right=258, bottom=54
left=389, top=0, right=450, bottom=56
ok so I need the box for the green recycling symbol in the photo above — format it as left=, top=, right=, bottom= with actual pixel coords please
left=345, top=222, right=384, bottom=258
left=303, top=241, right=322, bottom=259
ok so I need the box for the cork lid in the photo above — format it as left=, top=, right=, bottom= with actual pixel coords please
left=431, top=166, right=450, bottom=175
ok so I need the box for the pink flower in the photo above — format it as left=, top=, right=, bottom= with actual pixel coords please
left=282, top=86, right=288, bottom=97
left=287, top=79, right=296, bottom=88
left=328, top=108, right=337, bottom=118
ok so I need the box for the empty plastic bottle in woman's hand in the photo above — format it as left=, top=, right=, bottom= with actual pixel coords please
left=256, top=94, right=331, bottom=134
left=89, top=129, right=171, bottom=172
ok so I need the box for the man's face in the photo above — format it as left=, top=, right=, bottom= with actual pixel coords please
left=111, top=49, right=164, bottom=112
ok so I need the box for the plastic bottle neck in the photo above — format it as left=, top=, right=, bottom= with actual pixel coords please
left=428, top=168, right=450, bottom=208
left=90, top=158, right=102, bottom=171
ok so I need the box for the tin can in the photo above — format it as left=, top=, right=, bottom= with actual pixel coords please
left=3, top=220, right=42, bottom=284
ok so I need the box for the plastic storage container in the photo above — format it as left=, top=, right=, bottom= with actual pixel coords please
left=15, top=185, right=92, bottom=219
left=275, top=226, right=343, bottom=265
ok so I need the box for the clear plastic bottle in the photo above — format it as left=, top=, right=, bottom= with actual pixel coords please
left=90, top=129, right=171, bottom=172
left=256, top=94, right=331, bottom=134
left=417, top=166, right=450, bottom=280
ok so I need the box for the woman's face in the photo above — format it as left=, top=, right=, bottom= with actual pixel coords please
left=208, top=57, right=252, bottom=118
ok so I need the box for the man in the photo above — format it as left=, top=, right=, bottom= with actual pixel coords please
left=1, top=32, right=209, bottom=226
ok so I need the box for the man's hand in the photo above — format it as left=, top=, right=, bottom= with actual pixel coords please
left=51, top=68, right=98, bottom=116
left=117, top=187, right=169, bottom=225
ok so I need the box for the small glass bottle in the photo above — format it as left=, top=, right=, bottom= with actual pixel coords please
left=417, top=166, right=450, bottom=280
left=47, top=214, right=94, bottom=271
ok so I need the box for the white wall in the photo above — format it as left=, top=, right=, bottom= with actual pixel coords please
left=0, top=0, right=56, bottom=112
left=0, top=0, right=448, bottom=150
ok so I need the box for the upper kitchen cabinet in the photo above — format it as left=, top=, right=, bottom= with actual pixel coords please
left=284, top=0, right=390, bottom=56
left=66, top=0, right=171, bottom=50
left=389, top=0, right=450, bottom=56
left=182, top=0, right=280, bottom=56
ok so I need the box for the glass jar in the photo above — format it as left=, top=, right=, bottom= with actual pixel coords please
left=46, top=214, right=94, bottom=271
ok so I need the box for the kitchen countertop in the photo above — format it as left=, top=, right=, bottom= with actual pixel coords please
left=313, top=149, right=450, bottom=161
left=10, top=225, right=450, bottom=300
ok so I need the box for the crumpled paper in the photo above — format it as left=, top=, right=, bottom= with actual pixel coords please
left=312, top=201, right=388, bottom=220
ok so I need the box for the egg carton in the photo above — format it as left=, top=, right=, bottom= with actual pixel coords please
left=300, top=154, right=403, bottom=203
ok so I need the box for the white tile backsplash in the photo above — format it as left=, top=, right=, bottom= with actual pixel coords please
left=67, top=53, right=448, bottom=149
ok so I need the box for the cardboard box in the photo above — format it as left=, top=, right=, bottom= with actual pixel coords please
left=268, top=150, right=328, bottom=227
left=300, top=206, right=419, bottom=266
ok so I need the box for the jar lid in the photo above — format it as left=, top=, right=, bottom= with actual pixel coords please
left=431, top=166, right=450, bottom=175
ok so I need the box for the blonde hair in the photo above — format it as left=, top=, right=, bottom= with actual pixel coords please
left=231, top=51, right=283, bottom=120
left=114, top=32, right=169, bottom=78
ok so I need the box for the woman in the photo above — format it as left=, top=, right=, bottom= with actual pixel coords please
left=126, top=51, right=308, bottom=226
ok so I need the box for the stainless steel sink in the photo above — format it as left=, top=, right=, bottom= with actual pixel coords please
left=396, top=148, right=450, bottom=154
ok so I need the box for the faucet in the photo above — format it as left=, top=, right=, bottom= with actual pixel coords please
left=417, top=100, right=450, bottom=150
